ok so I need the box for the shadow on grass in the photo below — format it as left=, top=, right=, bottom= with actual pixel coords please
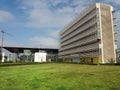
left=92, top=84, right=104, bottom=89
left=0, top=62, right=43, bottom=67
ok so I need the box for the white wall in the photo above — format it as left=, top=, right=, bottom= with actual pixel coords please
left=34, top=52, right=47, bottom=62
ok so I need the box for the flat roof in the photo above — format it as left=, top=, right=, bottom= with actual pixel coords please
left=2, top=46, right=58, bottom=53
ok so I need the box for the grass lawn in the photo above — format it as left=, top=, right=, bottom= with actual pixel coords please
left=0, top=63, right=120, bottom=90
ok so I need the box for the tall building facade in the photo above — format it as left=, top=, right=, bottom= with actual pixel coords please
left=59, top=3, right=116, bottom=64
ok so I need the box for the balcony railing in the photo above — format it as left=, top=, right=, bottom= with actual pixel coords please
left=61, top=12, right=97, bottom=39
left=60, top=35, right=98, bottom=51
left=59, top=42, right=99, bottom=55
left=61, top=5, right=96, bottom=35
left=61, top=28, right=97, bottom=47
left=61, top=17, right=97, bottom=42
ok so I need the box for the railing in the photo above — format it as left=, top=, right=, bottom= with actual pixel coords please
left=61, top=27, right=97, bottom=47
left=59, top=42, right=99, bottom=55
left=59, top=50, right=99, bottom=57
left=61, top=10, right=97, bottom=39
left=60, top=3, right=96, bottom=35
left=61, top=13, right=97, bottom=42
left=61, top=19, right=97, bottom=43
left=60, top=35, right=98, bottom=51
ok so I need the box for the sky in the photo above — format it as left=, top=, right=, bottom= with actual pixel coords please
left=0, top=0, right=120, bottom=49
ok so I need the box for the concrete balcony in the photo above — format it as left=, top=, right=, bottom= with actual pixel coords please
left=59, top=50, right=99, bottom=58
left=114, top=24, right=117, bottom=27
left=60, top=35, right=98, bottom=51
left=114, top=32, right=117, bottom=34
left=61, top=29, right=97, bottom=47
left=61, top=20, right=97, bottom=43
left=60, top=5, right=96, bottom=36
left=112, top=10, right=115, bottom=13
left=113, top=17, right=116, bottom=20
left=59, top=42, right=99, bottom=55
left=61, top=22, right=97, bottom=43
left=115, top=39, right=117, bottom=42
left=61, top=11, right=97, bottom=39
left=80, top=51, right=99, bottom=57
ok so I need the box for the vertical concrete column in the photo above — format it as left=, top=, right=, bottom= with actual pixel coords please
left=2, top=52, right=5, bottom=62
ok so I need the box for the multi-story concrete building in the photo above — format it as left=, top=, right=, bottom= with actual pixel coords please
left=59, top=3, right=116, bottom=64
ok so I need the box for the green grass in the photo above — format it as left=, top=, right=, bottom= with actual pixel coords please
left=0, top=63, right=120, bottom=90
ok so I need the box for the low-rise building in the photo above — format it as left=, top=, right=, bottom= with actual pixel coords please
left=0, top=46, right=58, bottom=62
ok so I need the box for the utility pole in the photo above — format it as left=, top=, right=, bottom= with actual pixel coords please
left=1, top=30, right=4, bottom=48
left=0, top=30, right=5, bottom=62
left=0, top=30, right=12, bottom=62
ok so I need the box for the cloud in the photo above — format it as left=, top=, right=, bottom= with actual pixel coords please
left=105, top=0, right=120, bottom=5
left=3, top=41, right=19, bottom=47
left=26, top=7, right=74, bottom=28
left=17, top=0, right=89, bottom=29
left=16, top=0, right=120, bottom=48
left=114, top=11, right=120, bottom=21
left=14, top=0, right=90, bottom=48
left=29, top=36, right=58, bottom=48
left=48, top=30, right=59, bottom=38
left=0, top=10, right=14, bottom=23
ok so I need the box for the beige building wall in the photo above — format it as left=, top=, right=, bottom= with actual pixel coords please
left=99, top=4, right=116, bottom=63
